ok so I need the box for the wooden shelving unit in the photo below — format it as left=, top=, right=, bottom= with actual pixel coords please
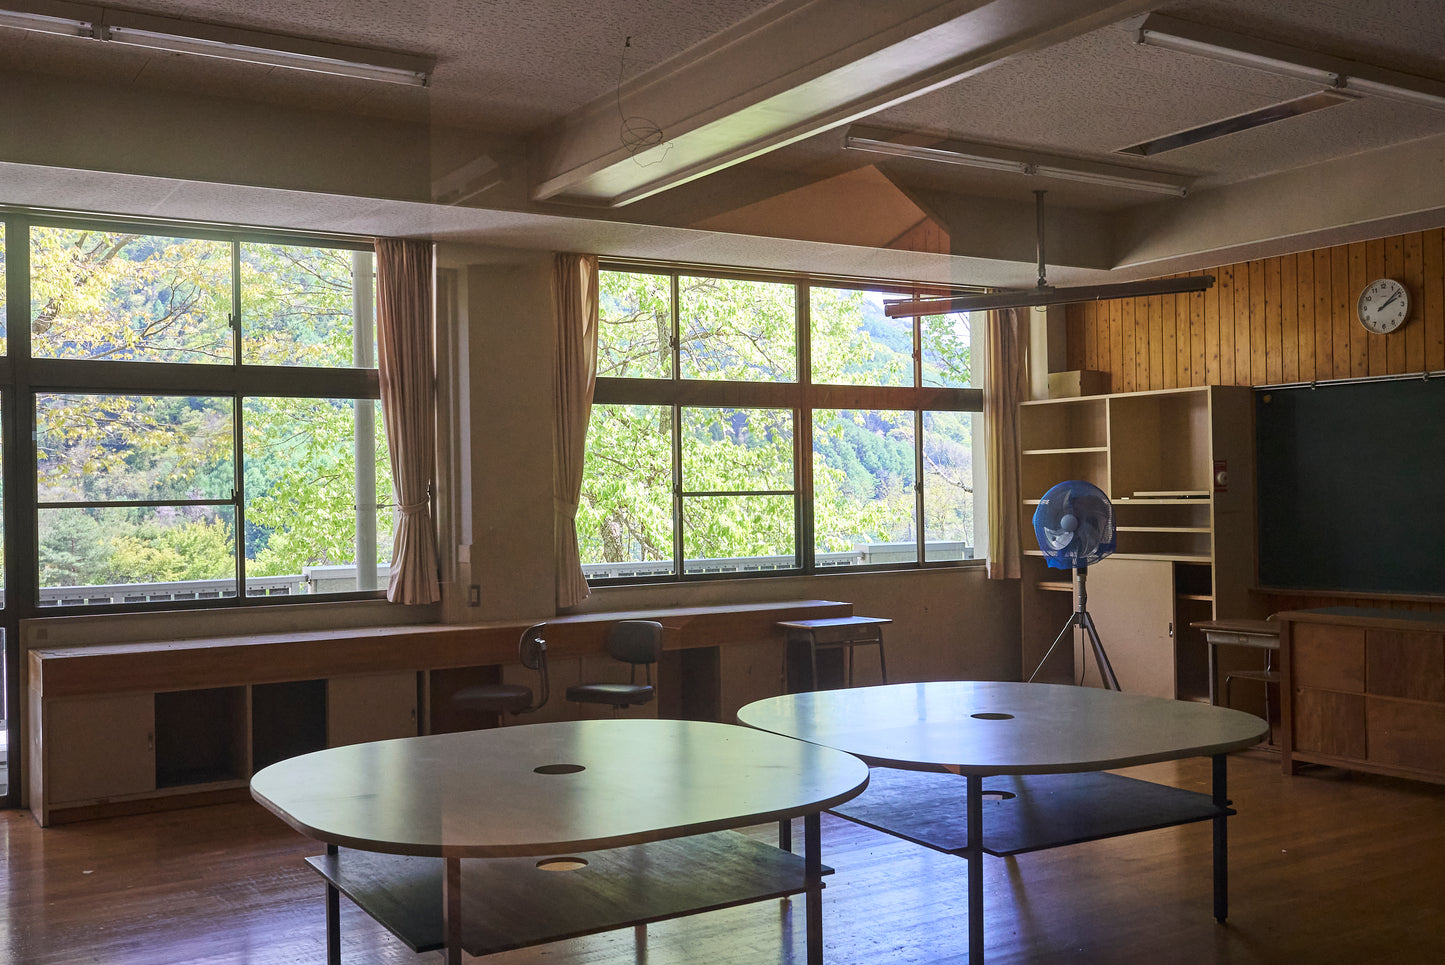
left=1018, top=385, right=1264, bottom=701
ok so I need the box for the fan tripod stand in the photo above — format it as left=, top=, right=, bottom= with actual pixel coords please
left=1027, top=565, right=1120, bottom=691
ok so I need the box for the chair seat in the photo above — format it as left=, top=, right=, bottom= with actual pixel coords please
left=565, top=682, right=655, bottom=706
left=453, top=683, right=534, bottom=715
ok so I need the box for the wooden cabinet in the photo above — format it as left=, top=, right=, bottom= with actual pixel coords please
left=1019, top=385, right=1261, bottom=700
left=1281, top=608, right=1445, bottom=784
left=328, top=671, right=419, bottom=746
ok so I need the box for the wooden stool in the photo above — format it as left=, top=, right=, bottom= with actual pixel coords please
left=778, top=616, right=891, bottom=692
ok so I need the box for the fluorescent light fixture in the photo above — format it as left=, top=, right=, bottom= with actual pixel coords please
left=0, top=3, right=431, bottom=86
left=844, top=131, right=1189, bottom=198
left=1136, top=14, right=1445, bottom=113
left=1342, top=75, right=1445, bottom=111
left=0, top=1, right=94, bottom=36
left=884, top=275, right=1216, bottom=317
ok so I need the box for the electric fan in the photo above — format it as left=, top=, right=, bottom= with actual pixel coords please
left=1027, top=480, right=1121, bottom=690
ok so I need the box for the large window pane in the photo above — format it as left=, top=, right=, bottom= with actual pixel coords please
left=923, top=410, right=975, bottom=560
left=599, top=271, right=672, bottom=379
left=679, top=276, right=796, bottom=382
left=37, top=394, right=234, bottom=502
left=244, top=398, right=392, bottom=593
left=578, top=404, right=675, bottom=576
left=30, top=228, right=231, bottom=363
left=39, top=506, right=237, bottom=605
left=813, top=410, right=916, bottom=565
left=681, top=407, right=793, bottom=493
left=240, top=244, right=374, bottom=368
left=682, top=495, right=795, bottom=574
left=922, top=310, right=973, bottom=387
left=811, top=287, right=911, bottom=386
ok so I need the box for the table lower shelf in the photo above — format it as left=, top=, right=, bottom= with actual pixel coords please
left=831, top=767, right=1230, bottom=857
left=307, top=829, right=830, bottom=957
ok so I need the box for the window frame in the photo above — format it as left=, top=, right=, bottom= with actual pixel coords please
left=9, top=212, right=386, bottom=615
left=587, top=261, right=984, bottom=585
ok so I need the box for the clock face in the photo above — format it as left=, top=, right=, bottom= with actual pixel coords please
left=1357, top=278, right=1409, bottom=335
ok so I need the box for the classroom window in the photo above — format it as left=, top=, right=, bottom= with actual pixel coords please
left=581, top=268, right=982, bottom=581
left=24, top=220, right=389, bottom=609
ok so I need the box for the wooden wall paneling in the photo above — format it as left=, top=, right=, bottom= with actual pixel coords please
left=1151, top=292, right=1167, bottom=389
left=1099, top=298, right=1112, bottom=377
left=1174, top=290, right=1189, bottom=388
left=1426, top=228, right=1445, bottom=371
left=1279, top=255, right=1297, bottom=383
left=1249, top=259, right=1267, bottom=384
left=1136, top=295, right=1150, bottom=391
left=1349, top=241, right=1370, bottom=377
left=1386, top=234, right=1407, bottom=370
left=1217, top=264, right=1235, bottom=384
left=1366, top=237, right=1387, bottom=375
left=1234, top=262, right=1252, bottom=385
left=1189, top=278, right=1205, bottom=387
left=1314, top=248, right=1333, bottom=377
left=1261, top=257, right=1279, bottom=383
left=1120, top=299, right=1136, bottom=392
left=1068, top=302, right=1086, bottom=372
left=1295, top=252, right=1314, bottom=381
left=1082, top=302, right=1096, bottom=371
left=1403, top=231, right=1426, bottom=371
left=1204, top=269, right=1220, bottom=384
left=1331, top=245, right=1354, bottom=379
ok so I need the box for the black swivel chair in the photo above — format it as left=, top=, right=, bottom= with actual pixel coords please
left=451, top=623, right=549, bottom=725
left=566, top=620, right=663, bottom=716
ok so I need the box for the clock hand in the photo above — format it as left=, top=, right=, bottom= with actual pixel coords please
left=1379, top=289, right=1401, bottom=310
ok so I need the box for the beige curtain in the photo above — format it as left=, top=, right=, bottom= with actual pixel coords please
left=375, top=238, right=441, bottom=604
left=985, top=307, right=1028, bottom=580
left=553, top=253, right=600, bottom=609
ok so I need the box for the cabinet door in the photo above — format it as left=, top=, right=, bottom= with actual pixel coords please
left=327, top=671, right=418, bottom=747
left=44, top=693, right=155, bottom=805
left=1081, top=557, right=1176, bottom=698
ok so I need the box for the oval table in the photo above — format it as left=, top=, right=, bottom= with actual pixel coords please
left=738, top=680, right=1267, bottom=963
left=252, top=718, right=869, bottom=965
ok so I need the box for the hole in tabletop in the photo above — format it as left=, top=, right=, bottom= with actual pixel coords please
left=981, top=790, right=1018, bottom=801
left=537, top=857, right=589, bottom=872
left=533, top=763, right=586, bottom=775
left=970, top=712, right=1014, bottom=720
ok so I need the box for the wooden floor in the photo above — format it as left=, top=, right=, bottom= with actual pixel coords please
left=4, top=751, right=1445, bottom=964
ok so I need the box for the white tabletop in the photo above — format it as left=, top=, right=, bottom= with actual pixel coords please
left=251, top=718, right=869, bottom=858
left=737, top=681, right=1267, bottom=775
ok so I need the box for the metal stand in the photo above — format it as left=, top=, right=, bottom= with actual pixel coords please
left=1028, top=565, right=1120, bottom=690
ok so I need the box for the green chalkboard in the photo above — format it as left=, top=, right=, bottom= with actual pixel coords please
left=1255, top=377, right=1445, bottom=597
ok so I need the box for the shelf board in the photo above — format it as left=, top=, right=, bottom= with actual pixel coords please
left=1021, top=446, right=1107, bottom=456
left=1131, top=490, right=1210, bottom=498
left=1113, top=498, right=1210, bottom=506
left=1025, top=550, right=1212, bottom=564
left=1035, top=581, right=1073, bottom=593
left=1177, top=593, right=1215, bottom=602
left=1116, top=526, right=1211, bottom=534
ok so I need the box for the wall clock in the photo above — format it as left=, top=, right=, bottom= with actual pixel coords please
left=1356, top=278, right=1409, bottom=334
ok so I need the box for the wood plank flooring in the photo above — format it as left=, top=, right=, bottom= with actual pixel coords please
left=4, top=751, right=1444, bottom=964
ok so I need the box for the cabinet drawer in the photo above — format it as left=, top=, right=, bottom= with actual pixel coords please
left=1293, top=624, right=1364, bottom=692
left=1293, top=689, right=1365, bottom=759
left=1367, top=698, right=1445, bottom=773
left=1365, top=630, right=1445, bottom=702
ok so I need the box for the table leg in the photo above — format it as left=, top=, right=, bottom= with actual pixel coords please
left=325, top=844, right=340, bottom=965
left=1212, top=753, right=1228, bottom=923
left=805, top=812, right=823, bottom=965
left=444, top=856, right=463, bottom=965
left=967, top=773, right=984, bottom=962
left=779, top=817, right=792, bottom=852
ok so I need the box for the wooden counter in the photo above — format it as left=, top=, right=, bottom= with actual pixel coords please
left=1277, top=607, right=1445, bottom=784
left=28, top=599, right=852, bottom=825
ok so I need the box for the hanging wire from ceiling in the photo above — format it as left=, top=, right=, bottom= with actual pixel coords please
left=617, top=35, right=671, bottom=167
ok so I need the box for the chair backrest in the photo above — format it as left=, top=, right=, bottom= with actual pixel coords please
left=606, top=620, right=663, bottom=665
left=518, top=623, right=550, bottom=708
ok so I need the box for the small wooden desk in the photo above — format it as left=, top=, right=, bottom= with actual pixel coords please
left=778, top=616, right=890, bottom=691
left=1192, top=618, right=1280, bottom=706
left=250, top=719, right=869, bottom=965
left=739, top=681, right=1266, bottom=963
